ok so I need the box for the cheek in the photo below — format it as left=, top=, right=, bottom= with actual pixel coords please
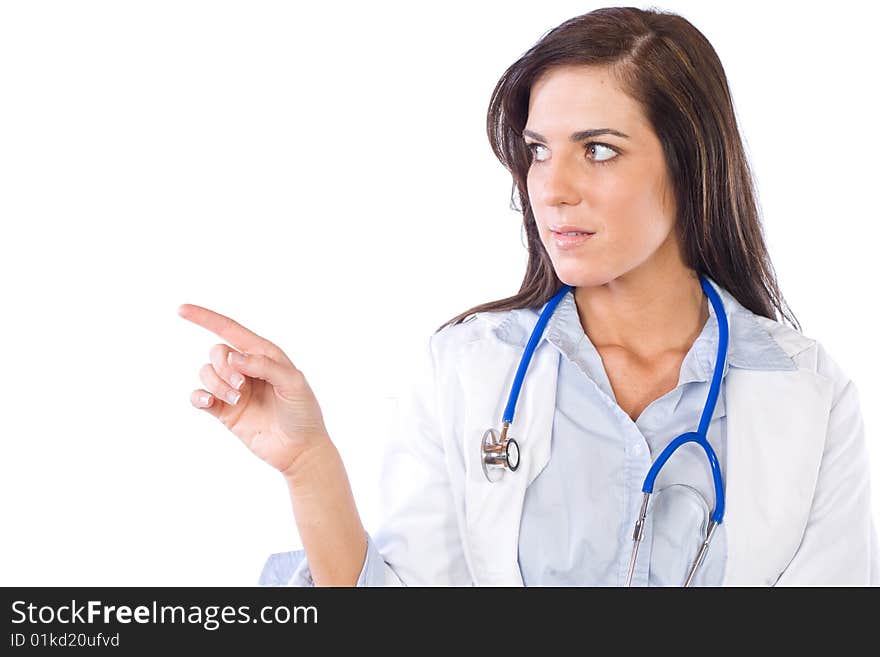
left=525, top=172, right=538, bottom=207
left=602, top=209, right=672, bottom=269
left=600, top=172, right=672, bottom=242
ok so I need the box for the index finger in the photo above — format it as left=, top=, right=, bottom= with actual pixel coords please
left=177, top=303, right=284, bottom=360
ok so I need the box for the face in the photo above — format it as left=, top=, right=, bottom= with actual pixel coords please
left=524, top=65, right=680, bottom=288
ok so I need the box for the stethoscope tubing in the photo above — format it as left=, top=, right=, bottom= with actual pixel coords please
left=502, top=283, right=572, bottom=424
left=488, top=273, right=730, bottom=585
left=641, top=275, right=728, bottom=524
left=497, top=273, right=728, bottom=524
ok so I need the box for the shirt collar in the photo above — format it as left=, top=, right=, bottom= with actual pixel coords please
left=491, top=275, right=796, bottom=381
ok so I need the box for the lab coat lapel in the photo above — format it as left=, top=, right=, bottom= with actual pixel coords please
left=459, top=333, right=560, bottom=586
left=722, top=366, right=833, bottom=585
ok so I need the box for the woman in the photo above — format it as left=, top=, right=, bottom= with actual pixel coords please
left=179, top=7, right=878, bottom=586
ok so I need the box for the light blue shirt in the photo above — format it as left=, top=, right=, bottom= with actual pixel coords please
left=259, top=284, right=795, bottom=586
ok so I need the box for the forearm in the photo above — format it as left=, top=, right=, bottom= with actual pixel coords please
left=283, top=440, right=368, bottom=587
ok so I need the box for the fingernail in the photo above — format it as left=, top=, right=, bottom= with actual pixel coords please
left=228, top=352, right=246, bottom=366
left=230, top=372, right=244, bottom=389
left=197, top=393, right=212, bottom=407
left=226, top=390, right=241, bottom=405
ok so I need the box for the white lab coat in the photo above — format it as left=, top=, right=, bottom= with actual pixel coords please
left=367, top=283, right=879, bottom=586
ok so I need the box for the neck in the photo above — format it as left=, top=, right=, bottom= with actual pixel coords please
left=572, top=263, right=709, bottom=363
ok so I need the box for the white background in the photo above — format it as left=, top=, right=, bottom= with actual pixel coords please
left=1, top=0, right=877, bottom=585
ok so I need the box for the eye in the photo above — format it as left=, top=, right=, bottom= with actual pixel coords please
left=525, top=141, right=619, bottom=166
left=586, top=142, right=619, bottom=164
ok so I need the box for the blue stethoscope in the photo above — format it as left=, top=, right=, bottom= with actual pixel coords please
left=480, top=273, right=728, bottom=587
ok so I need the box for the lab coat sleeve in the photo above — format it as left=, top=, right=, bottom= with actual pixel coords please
left=259, top=329, right=471, bottom=586
left=364, top=329, right=473, bottom=585
left=257, top=532, right=387, bottom=586
left=774, top=345, right=880, bottom=586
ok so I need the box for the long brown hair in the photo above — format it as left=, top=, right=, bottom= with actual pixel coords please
left=435, top=6, right=800, bottom=335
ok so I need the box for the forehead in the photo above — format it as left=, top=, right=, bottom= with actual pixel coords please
left=526, top=65, right=648, bottom=135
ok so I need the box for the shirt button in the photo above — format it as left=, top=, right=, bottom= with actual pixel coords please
left=631, top=443, right=644, bottom=456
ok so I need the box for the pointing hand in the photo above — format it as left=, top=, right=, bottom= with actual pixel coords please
left=178, top=304, right=331, bottom=477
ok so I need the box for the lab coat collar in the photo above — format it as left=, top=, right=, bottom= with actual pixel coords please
left=488, top=274, right=797, bottom=377
left=459, top=276, right=829, bottom=586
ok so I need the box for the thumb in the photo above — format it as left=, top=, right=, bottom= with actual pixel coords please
left=227, top=351, right=305, bottom=401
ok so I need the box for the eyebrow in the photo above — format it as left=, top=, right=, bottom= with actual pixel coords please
left=522, top=128, right=630, bottom=141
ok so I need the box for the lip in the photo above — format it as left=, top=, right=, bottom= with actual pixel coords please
left=550, top=227, right=596, bottom=250
left=550, top=225, right=596, bottom=234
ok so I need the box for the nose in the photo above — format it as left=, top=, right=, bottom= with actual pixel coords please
left=533, top=156, right=582, bottom=206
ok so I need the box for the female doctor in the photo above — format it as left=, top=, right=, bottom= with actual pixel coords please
left=179, top=7, right=879, bottom=586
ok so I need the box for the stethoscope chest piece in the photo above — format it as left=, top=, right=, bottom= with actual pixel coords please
left=481, top=283, right=571, bottom=484
left=481, top=426, right=520, bottom=483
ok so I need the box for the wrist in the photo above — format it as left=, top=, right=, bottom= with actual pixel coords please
left=281, top=437, right=338, bottom=486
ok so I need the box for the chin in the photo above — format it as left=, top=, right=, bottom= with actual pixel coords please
left=551, top=261, right=615, bottom=289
